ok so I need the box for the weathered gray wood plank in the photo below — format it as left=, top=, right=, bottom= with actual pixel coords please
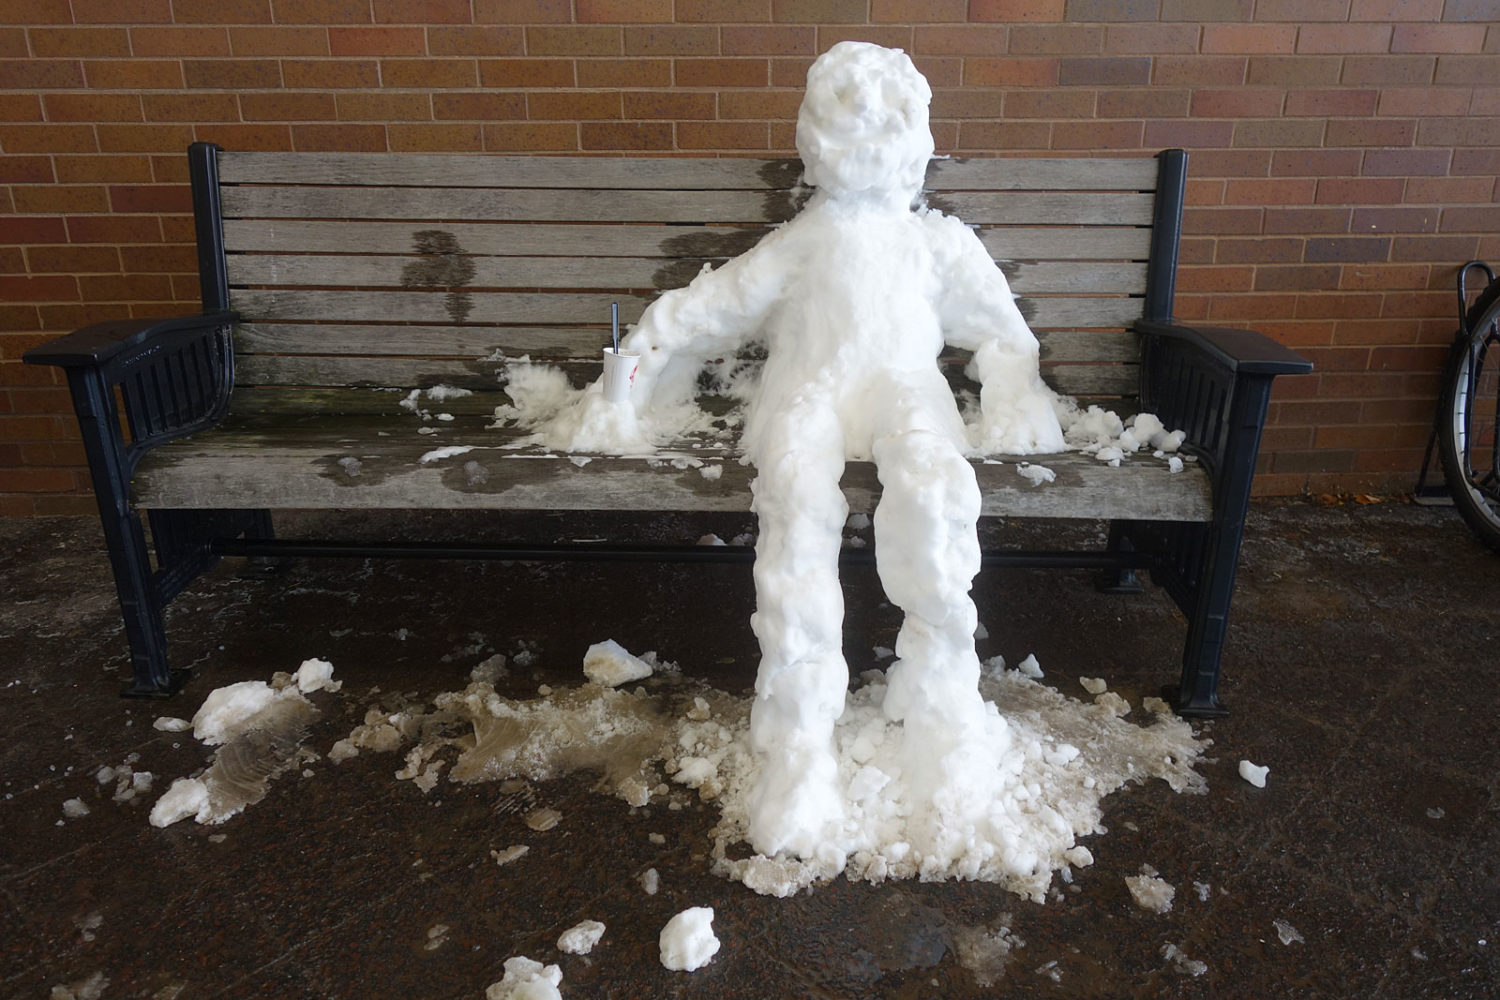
left=230, top=288, right=1140, bottom=330
left=223, top=220, right=776, bottom=258
left=218, top=152, right=1159, bottom=192
left=133, top=423, right=1209, bottom=520
left=228, top=253, right=1149, bottom=296
left=233, top=353, right=1137, bottom=397
left=224, top=219, right=1153, bottom=262
left=979, top=227, right=1153, bottom=261
left=222, top=185, right=1153, bottom=227
left=234, top=323, right=1140, bottom=363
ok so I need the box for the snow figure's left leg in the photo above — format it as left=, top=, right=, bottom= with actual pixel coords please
left=744, top=398, right=850, bottom=860
left=871, top=379, right=1013, bottom=870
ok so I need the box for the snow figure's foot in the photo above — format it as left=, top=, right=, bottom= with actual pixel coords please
left=746, top=744, right=845, bottom=860
left=892, top=702, right=1016, bottom=871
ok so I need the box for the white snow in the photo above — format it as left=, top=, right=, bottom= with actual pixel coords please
left=485, top=956, right=562, bottom=1000
left=1162, top=942, right=1207, bottom=976
left=582, top=639, right=655, bottom=688
left=1125, top=869, right=1176, bottom=913
left=1079, top=677, right=1107, bottom=695
left=418, top=444, right=476, bottom=465
left=245, top=41, right=1216, bottom=907
left=62, top=797, right=90, bottom=819
left=1238, top=760, right=1269, bottom=788
left=1016, top=462, right=1055, bottom=486
left=557, top=919, right=606, bottom=955
left=191, top=681, right=287, bottom=745
left=659, top=907, right=720, bottom=972
left=293, top=657, right=342, bottom=693
left=149, top=777, right=210, bottom=827
left=1274, top=918, right=1305, bottom=945
left=639, top=867, right=660, bottom=895
left=153, top=716, right=191, bottom=732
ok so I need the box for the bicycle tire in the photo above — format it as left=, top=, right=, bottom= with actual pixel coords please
left=1437, top=281, right=1500, bottom=552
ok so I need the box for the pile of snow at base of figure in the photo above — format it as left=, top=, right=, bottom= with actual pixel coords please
left=485, top=957, right=562, bottom=1000
left=346, top=643, right=1206, bottom=901
left=150, top=659, right=338, bottom=828
left=659, top=907, right=720, bottom=972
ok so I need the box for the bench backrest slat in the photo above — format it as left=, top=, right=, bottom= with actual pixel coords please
left=218, top=151, right=1160, bottom=191
left=212, top=150, right=1170, bottom=405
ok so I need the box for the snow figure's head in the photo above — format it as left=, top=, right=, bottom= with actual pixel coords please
left=795, top=41, right=934, bottom=204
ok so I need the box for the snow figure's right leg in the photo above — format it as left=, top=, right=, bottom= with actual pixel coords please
left=745, top=399, right=850, bottom=859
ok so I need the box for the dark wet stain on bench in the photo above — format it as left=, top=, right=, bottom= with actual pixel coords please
left=402, top=229, right=477, bottom=325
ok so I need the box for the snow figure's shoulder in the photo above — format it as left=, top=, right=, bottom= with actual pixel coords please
left=916, top=205, right=989, bottom=264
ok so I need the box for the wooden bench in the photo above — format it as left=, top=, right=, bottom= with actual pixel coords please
left=25, top=143, right=1310, bottom=715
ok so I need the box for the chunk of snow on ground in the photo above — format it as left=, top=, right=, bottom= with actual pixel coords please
left=697, top=533, right=727, bottom=546
left=1126, top=871, right=1176, bottom=913
left=699, top=464, right=723, bottom=481
left=1239, top=760, right=1269, bottom=787
left=47, top=972, right=109, bottom=1000
left=62, top=797, right=89, bottom=819
left=491, top=845, right=529, bottom=866
left=149, top=777, right=210, bottom=827
left=1017, top=654, right=1043, bottom=678
left=153, top=716, right=191, bottom=732
left=1161, top=942, right=1207, bottom=976
left=525, top=807, right=561, bottom=832
left=192, top=681, right=286, bottom=745
left=639, top=868, right=660, bottom=895
left=659, top=907, right=720, bottom=972
left=557, top=919, right=606, bottom=955
left=485, top=956, right=562, bottom=1000
left=1079, top=677, right=1107, bottom=695
left=1274, top=918, right=1304, bottom=945
left=1016, top=463, right=1055, bottom=486
left=1194, top=880, right=1212, bottom=901
left=952, top=921, right=1022, bottom=988
left=293, top=657, right=341, bottom=693
left=1427, top=806, right=1445, bottom=820
left=582, top=639, right=655, bottom=687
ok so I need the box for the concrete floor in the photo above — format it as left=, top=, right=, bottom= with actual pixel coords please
left=0, top=500, right=1496, bottom=999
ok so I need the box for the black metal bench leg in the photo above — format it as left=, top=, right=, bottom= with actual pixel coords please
left=1174, top=527, right=1234, bottom=717
left=1171, top=372, right=1278, bottom=717
left=1095, top=520, right=1146, bottom=594
left=65, top=368, right=183, bottom=696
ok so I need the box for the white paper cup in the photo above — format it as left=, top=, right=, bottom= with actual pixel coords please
left=601, top=348, right=640, bottom=403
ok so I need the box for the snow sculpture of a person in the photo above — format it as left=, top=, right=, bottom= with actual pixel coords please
left=622, top=42, right=1065, bottom=861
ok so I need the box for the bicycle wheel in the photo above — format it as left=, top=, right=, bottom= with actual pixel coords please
left=1438, top=284, right=1500, bottom=551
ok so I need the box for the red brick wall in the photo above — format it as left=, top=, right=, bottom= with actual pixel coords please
left=3, top=1, right=1499, bottom=514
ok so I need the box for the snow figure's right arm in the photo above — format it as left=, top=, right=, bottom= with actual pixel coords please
left=622, top=231, right=791, bottom=411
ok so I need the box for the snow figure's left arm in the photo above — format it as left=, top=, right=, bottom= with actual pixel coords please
left=924, top=212, right=1066, bottom=455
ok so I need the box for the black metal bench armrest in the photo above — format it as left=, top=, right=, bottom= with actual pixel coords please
left=22, top=311, right=238, bottom=371
left=23, top=311, right=239, bottom=473
left=1134, top=319, right=1313, bottom=378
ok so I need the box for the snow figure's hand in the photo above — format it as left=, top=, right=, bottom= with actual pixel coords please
left=968, top=341, right=1066, bottom=456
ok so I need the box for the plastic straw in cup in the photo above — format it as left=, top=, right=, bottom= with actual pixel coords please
left=611, top=301, right=619, bottom=352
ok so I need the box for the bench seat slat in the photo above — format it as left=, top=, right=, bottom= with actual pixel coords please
left=230, top=354, right=1138, bottom=398
left=221, top=186, right=1154, bottom=227
left=218, top=152, right=1159, bottom=192
left=130, top=415, right=1209, bottom=521
left=230, top=288, right=1142, bottom=331
left=228, top=254, right=1150, bottom=297
left=234, top=324, right=1142, bottom=364
left=223, top=220, right=1154, bottom=262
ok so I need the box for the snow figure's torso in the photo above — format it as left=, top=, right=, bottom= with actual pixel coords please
left=742, top=197, right=964, bottom=463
